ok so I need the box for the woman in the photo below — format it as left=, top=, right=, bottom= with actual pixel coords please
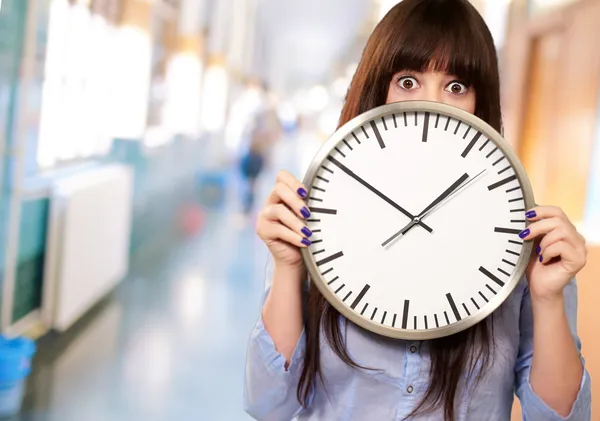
left=244, top=1, right=591, bottom=420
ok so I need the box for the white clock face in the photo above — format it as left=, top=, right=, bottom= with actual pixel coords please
left=301, top=102, right=534, bottom=340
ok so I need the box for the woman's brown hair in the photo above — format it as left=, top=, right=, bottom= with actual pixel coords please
left=297, top=1, right=502, bottom=420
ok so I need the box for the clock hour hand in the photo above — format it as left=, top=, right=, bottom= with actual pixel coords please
left=327, top=156, right=433, bottom=233
left=382, top=170, right=487, bottom=247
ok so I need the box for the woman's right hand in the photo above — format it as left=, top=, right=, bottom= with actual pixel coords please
left=256, top=170, right=313, bottom=269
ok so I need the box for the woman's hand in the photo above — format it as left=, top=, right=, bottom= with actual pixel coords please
left=520, top=206, right=588, bottom=302
left=256, top=170, right=313, bottom=269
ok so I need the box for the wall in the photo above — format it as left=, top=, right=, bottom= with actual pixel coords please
left=503, top=0, right=600, bottom=420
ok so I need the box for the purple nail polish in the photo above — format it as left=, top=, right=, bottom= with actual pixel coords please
left=539, top=255, right=543, bottom=263
left=301, top=238, right=312, bottom=247
left=297, top=188, right=308, bottom=198
left=526, top=210, right=537, bottom=219
left=301, top=227, right=312, bottom=237
left=301, top=207, right=311, bottom=218
left=536, top=245, right=541, bottom=255
left=519, top=228, right=530, bottom=239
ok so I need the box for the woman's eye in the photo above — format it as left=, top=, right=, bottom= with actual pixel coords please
left=446, top=82, right=468, bottom=95
left=398, top=76, right=419, bottom=90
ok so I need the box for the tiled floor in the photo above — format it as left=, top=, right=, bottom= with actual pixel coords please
left=15, top=133, right=321, bottom=421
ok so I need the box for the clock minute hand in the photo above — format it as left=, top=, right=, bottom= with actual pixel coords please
left=326, top=156, right=433, bottom=233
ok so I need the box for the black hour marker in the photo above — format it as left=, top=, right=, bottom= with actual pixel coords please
left=402, top=300, right=410, bottom=329
left=506, top=249, right=519, bottom=256
left=392, top=313, right=397, bottom=327
left=370, top=120, right=386, bottom=149
left=310, top=208, right=338, bottom=215
left=361, top=126, right=369, bottom=139
left=309, top=197, right=323, bottom=202
left=435, top=113, right=440, bottom=128
left=486, top=284, right=497, bottom=295
left=370, top=307, right=378, bottom=321
left=444, top=311, right=450, bottom=325
left=479, top=266, right=506, bottom=287
left=461, top=131, right=483, bottom=158
left=343, top=139, right=353, bottom=151
left=508, top=239, right=523, bottom=245
left=334, top=146, right=346, bottom=158
left=509, top=197, right=524, bottom=203
left=414, top=111, right=418, bottom=126
left=454, top=120, right=462, bottom=135
left=486, top=147, right=499, bottom=158
left=312, top=186, right=326, bottom=193
left=392, top=114, right=397, bottom=128
left=414, top=316, right=417, bottom=330
left=327, top=276, right=339, bottom=285
left=488, top=174, right=517, bottom=191
left=479, top=291, right=489, bottom=303
left=506, top=186, right=520, bottom=193
left=497, top=268, right=511, bottom=277
left=502, top=259, right=516, bottom=267
left=511, top=208, right=525, bottom=212
left=444, top=116, right=451, bottom=131
left=422, top=112, right=430, bottom=142
left=511, top=219, right=526, bottom=223
left=316, top=251, right=343, bottom=266
left=434, top=314, right=440, bottom=328
left=352, top=132, right=361, bottom=144
left=311, top=239, right=323, bottom=244
left=381, top=311, right=387, bottom=324
left=495, top=227, right=521, bottom=235
left=320, top=165, right=333, bottom=174
left=312, top=229, right=321, bottom=233
left=479, top=138, right=491, bottom=151
left=316, top=175, right=330, bottom=183
left=350, top=284, right=370, bottom=310
left=343, top=291, right=352, bottom=302
left=424, top=315, right=428, bottom=329
left=334, top=284, right=345, bottom=294
left=493, top=156, right=506, bottom=166
left=446, top=293, right=461, bottom=321
left=403, top=112, right=408, bottom=126
left=471, top=297, right=480, bottom=310
left=381, top=116, right=388, bottom=131
left=463, top=126, right=472, bottom=139
left=322, top=268, right=333, bottom=276
left=462, top=303, right=471, bottom=316
left=361, top=303, right=369, bottom=315
left=307, top=219, right=321, bottom=223
left=498, top=166, right=511, bottom=175
left=313, top=249, right=325, bottom=255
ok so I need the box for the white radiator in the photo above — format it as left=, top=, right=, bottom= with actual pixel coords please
left=42, top=164, right=134, bottom=331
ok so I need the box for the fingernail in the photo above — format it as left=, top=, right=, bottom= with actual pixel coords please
left=536, top=245, right=541, bottom=255
left=301, top=207, right=311, bottom=218
left=539, top=255, right=543, bottom=263
left=301, top=226, right=312, bottom=237
left=526, top=210, right=537, bottom=219
left=297, top=188, right=308, bottom=198
left=519, top=228, right=530, bottom=239
left=301, top=238, right=312, bottom=247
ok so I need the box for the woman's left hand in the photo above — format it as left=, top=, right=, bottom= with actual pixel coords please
left=520, top=206, right=588, bottom=302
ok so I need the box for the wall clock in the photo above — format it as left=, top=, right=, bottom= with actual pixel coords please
left=300, top=101, right=535, bottom=340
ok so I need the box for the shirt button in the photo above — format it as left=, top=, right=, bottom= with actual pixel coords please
left=409, top=345, right=417, bottom=353
left=407, top=385, right=414, bottom=393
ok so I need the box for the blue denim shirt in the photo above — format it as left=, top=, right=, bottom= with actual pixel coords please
left=244, top=270, right=591, bottom=421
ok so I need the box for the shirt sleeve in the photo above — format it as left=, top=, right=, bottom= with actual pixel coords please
left=243, top=257, right=313, bottom=421
left=514, top=277, right=592, bottom=421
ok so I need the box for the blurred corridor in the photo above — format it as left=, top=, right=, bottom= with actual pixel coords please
left=0, top=0, right=598, bottom=420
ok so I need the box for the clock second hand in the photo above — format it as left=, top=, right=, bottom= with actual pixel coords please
left=381, top=169, right=487, bottom=247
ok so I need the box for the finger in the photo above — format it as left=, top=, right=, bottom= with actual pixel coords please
left=276, top=170, right=308, bottom=200
left=519, top=217, right=562, bottom=241
left=538, top=241, right=583, bottom=269
left=259, top=220, right=311, bottom=248
left=262, top=204, right=313, bottom=238
left=537, top=225, right=578, bottom=252
left=272, top=182, right=311, bottom=220
left=525, top=205, right=570, bottom=223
